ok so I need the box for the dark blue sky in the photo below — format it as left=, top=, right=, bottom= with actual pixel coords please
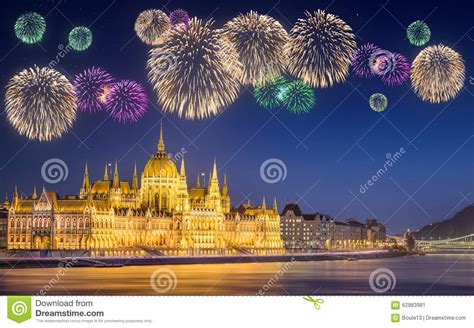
left=0, top=0, right=473, bottom=234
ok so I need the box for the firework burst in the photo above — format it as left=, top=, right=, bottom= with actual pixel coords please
left=169, top=9, right=190, bottom=31
left=147, top=18, right=241, bottom=120
left=286, top=10, right=357, bottom=88
left=411, top=44, right=465, bottom=103
left=369, top=93, right=388, bottom=112
left=73, top=67, right=115, bottom=113
left=281, top=80, right=316, bottom=114
left=254, top=75, right=290, bottom=110
left=5, top=66, right=77, bottom=141
left=407, top=20, right=431, bottom=46
left=135, top=9, right=170, bottom=45
left=380, top=52, right=410, bottom=86
left=69, top=26, right=93, bottom=51
left=351, top=43, right=383, bottom=79
left=105, top=80, right=148, bottom=123
left=15, top=12, right=46, bottom=44
left=222, top=11, right=289, bottom=86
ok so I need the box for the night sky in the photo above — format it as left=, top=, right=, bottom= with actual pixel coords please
left=0, top=0, right=473, bottom=235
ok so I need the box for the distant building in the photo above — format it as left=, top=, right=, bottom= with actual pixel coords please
left=280, top=204, right=334, bottom=249
left=280, top=204, right=387, bottom=250
left=0, top=195, right=9, bottom=248
left=366, top=219, right=386, bottom=242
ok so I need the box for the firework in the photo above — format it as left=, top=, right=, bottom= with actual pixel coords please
left=135, top=9, right=170, bottom=45
left=147, top=18, right=241, bottom=120
left=369, top=93, right=388, bottom=112
left=169, top=9, right=190, bottom=31
left=407, top=20, right=431, bottom=46
left=105, top=80, right=148, bottom=123
left=351, top=43, right=383, bottom=79
left=73, top=67, right=115, bottom=113
left=281, top=80, right=316, bottom=114
left=254, top=75, right=290, bottom=110
left=222, top=11, right=289, bottom=86
left=15, top=12, right=46, bottom=44
left=69, top=26, right=93, bottom=51
left=5, top=66, right=77, bottom=141
left=411, top=44, right=465, bottom=103
left=380, top=53, right=410, bottom=86
left=286, top=10, right=357, bottom=88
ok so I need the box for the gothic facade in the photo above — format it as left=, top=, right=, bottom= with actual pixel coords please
left=6, top=126, right=283, bottom=254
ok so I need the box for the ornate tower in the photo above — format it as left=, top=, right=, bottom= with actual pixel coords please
left=205, top=160, right=222, bottom=211
left=110, top=161, right=122, bottom=207
left=80, top=163, right=90, bottom=198
left=176, top=157, right=190, bottom=211
left=221, top=173, right=231, bottom=213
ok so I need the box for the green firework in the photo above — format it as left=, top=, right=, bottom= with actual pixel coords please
left=407, top=21, right=431, bottom=46
left=15, top=12, right=46, bottom=44
left=253, top=76, right=290, bottom=110
left=369, top=93, right=388, bottom=112
left=281, top=80, right=316, bottom=114
left=68, top=26, right=93, bottom=51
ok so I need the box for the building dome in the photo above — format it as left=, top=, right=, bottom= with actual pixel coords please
left=142, top=153, right=178, bottom=178
left=142, top=124, right=178, bottom=179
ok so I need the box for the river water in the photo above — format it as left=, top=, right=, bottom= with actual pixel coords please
left=0, top=254, right=472, bottom=295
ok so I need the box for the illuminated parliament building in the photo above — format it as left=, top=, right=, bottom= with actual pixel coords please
left=6, top=127, right=283, bottom=254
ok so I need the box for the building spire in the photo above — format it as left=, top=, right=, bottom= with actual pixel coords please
left=262, top=196, right=267, bottom=211
left=113, top=160, right=119, bottom=189
left=103, top=163, right=109, bottom=180
left=222, top=173, right=228, bottom=197
left=32, top=186, right=38, bottom=200
left=132, top=162, right=138, bottom=191
left=158, top=122, right=165, bottom=153
left=180, top=157, right=186, bottom=177
left=3, top=193, right=10, bottom=209
left=196, top=173, right=201, bottom=188
left=273, top=197, right=278, bottom=215
left=82, top=163, right=90, bottom=192
left=212, top=158, right=218, bottom=181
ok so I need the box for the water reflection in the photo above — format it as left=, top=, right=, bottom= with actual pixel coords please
left=0, top=254, right=472, bottom=295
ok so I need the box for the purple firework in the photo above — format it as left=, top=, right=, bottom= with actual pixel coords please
left=351, top=43, right=382, bottom=79
left=73, top=67, right=115, bottom=113
left=105, top=80, right=148, bottom=123
left=380, top=52, right=411, bottom=86
left=169, top=9, right=190, bottom=30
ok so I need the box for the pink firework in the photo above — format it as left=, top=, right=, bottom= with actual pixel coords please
left=105, top=80, right=148, bottom=123
left=169, top=9, right=190, bottom=31
left=351, top=43, right=382, bottom=79
left=73, top=67, right=115, bottom=113
left=380, top=52, right=411, bottom=86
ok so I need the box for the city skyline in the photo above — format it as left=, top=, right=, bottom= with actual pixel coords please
left=0, top=0, right=472, bottom=235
